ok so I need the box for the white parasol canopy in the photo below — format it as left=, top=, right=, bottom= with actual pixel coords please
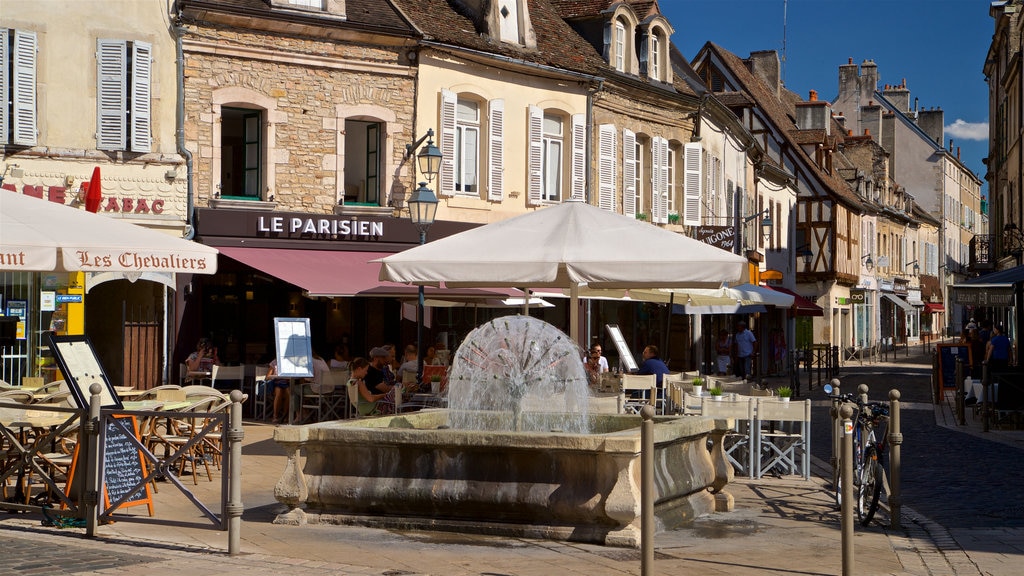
left=1, top=190, right=218, bottom=274
left=377, top=201, right=746, bottom=343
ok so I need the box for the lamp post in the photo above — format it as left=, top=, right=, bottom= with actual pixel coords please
left=862, top=253, right=874, bottom=272
left=905, top=260, right=920, bottom=276
left=407, top=130, right=443, bottom=384
left=797, top=245, right=813, bottom=272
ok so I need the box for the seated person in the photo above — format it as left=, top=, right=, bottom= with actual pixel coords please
left=267, top=352, right=329, bottom=424
left=395, top=344, right=420, bottom=387
left=637, top=344, right=671, bottom=403
left=329, top=343, right=350, bottom=370
left=185, top=337, right=219, bottom=376
left=350, top=357, right=395, bottom=416
left=583, top=348, right=603, bottom=386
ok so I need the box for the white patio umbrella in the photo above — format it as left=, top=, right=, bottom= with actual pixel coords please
left=377, top=201, right=746, bottom=344
left=1, top=191, right=218, bottom=274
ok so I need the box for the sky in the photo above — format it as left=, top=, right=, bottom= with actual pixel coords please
left=663, top=0, right=994, bottom=197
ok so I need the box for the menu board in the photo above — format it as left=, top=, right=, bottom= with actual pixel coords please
left=101, top=415, right=153, bottom=514
left=605, top=324, right=639, bottom=372
left=935, top=344, right=971, bottom=401
left=48, top=334, right=122, bottom=410
left=274, top=317, right=313, bottom=378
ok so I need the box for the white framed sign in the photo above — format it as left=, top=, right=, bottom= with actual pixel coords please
left=273, top=317, right=313, bottom=378
left=605, top=324, right=638, bottom=372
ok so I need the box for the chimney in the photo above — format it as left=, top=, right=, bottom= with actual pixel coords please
left=838, top=57, right=859, bottom=103
left=917, top=107, right=944, bottom=145
left=860, top=59, right=878, bottom=105
left=796, top=89, right=831, bottom=134
left=957, top=147, right=961, bottom=161
left=882, top=78, right=910, bottom=113
left=747, top=50, right=781, bottom=98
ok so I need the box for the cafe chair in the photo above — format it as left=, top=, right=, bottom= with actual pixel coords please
left=755, top=398, right=811, bottom=480
left=211, top=364, right=246, bottom=392
left=0, top=389, right=34, bottom=404
left=298, top=371, right=345, bottom=423
left=148, top=396, right=221, bottom=484
left=620, top=374, right=656, bottom=414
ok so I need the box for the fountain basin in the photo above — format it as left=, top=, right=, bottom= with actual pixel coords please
left=273, top=410, right=719, bottom=547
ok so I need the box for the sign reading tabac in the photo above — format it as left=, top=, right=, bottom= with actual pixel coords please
left=694, top=226, right=735, bottom=252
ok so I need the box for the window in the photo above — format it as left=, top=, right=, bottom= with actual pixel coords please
left=455, top=98, right=480, bottom=194
left=288, top=0, right=321, bottom=7
left=541, top=113, right=563, bottom=202
left=650, top=137, right=669, bottom=224
left=96, top=39, right=151, bottom=152
left=220, top=107, right=263, bottom=199
left=622, top=129, right=636, bottom=216
left=342, top=119, right=384, bottom=205
left=498, top=0, right=520, bottom=44
left=0, top=29, right=37, bottom=146
left=614, top=21, right=626, bottom=72
left=597, top=124, right=617, bottom=211
left=650, top=35, right=660, bottom=81
left=666, top=143, right=678, bottom=216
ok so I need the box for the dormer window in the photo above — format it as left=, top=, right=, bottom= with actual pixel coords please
left=498, top=0, right=520, bottom=44
left=615, top=20, right=626, bottom=72
left=650, top=35, right=660, bottom=80
left=269, top=0, right=346, bottom=17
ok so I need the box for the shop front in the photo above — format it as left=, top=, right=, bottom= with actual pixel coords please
left=184, top=208, right=537, bottom=373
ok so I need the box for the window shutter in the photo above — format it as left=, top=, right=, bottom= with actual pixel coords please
left=622, top=129, right=636, bottom=217
left=130, top=41, right=152, bottom=153
left=657, top=137, right=669, bottom=223
left=650, top=137, right=662, bottom=222
left=97, top=39, right=127, bottom=150
left=570, top=113, right=585, bottom=202
left=598, top=124, right=616, bottom=211
left=683, top=142, right=703, bottom=226
left=11, top=30, right=37, bottom=146
left=438, top=88, right=457, bottom=196
left=527, top=105, right=543, bottom=206
left=487, top=98, right=504, bottom=201
left=0, top=30, right=9, bottom=145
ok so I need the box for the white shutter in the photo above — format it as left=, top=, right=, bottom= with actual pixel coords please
left=570, top=114, right=586, bottom=201
left=438, top=88, right=457, bottom=196
left=12, top=30, right=37, bottom=146
left=0, top=30, right=8, bottom=145
left=657, top=137, right=669, bottom=223
left=97, top=39, right=127, bottom=150
left=487, top=98, right=504, bottom=201
left=622, top=129, right=636, bottom=217
left=598, top=124, right=616, bottom=211
left=650, top=137, right=662, bottom=222
left=130, top=41, right=152, bottom=153
left=527, top=105, right=543, bottom=206
left=683, top=142, right=703, bottom=226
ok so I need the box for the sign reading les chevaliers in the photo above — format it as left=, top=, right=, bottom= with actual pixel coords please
left=695, top=226, right=735, bottom=252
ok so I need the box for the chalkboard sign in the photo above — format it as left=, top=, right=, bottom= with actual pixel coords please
left=936, top=343, right=971, bottom=392
left=101, top=415, right=154, bottom=515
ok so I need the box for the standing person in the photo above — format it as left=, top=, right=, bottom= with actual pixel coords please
left=714, top=330, right=732, bottom=376
left=985, top=324, right=1012, bottom=370
left=733, top=321, right=757, bottom=380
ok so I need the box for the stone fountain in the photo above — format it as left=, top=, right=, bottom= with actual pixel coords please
left=273, top=316, right=724, bottom=547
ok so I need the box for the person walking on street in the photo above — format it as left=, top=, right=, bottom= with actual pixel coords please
left=985, top=324, right=1011, bottom=371
left=733, top=321, right=756, bottom=379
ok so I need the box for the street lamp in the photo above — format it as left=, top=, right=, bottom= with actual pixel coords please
left=862, top=253, right=874, bottom=272
left=905, top=260, right=920, bottom=275
left=735, top=208, right=773, bottom=255
left=407, top=129, right=443, bottom=385
left=797, top=245, right=813, bottom=271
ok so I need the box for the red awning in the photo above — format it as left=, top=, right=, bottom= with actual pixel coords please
left=769, top=286, right=825, bottom=317
left=218, top=247, right=518, bottom=299
left=924, top=303, right=945, bottom=313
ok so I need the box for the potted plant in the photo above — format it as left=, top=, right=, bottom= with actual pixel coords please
left=668, top=212, right=680, bottom=225
left=691, top=377, right=704, bottom=397
left=776, top=386, right=793, bottom=402
left=708, top=386, right=724, bottom=401
left=430, top=374, right=443, bottom=394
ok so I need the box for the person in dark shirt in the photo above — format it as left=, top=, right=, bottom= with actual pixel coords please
left=985, top=324, right=1012, bottom=370
left=364, top=347, right=392, bottom=394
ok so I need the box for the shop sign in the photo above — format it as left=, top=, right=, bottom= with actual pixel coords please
left=55, top=294, right=84, bottom=304
left=256, top=215, right=384, bottom=238
left=1, top=184, right=165, bottom=214
left=849, top=290, right=866, bottom=304
left=879, top=279, right=894, bottom=292
left=694, top=226, right=735, bottom=252
left=953, top=288, right=1014, bottom=307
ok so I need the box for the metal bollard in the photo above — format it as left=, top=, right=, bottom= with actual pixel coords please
left=829, top=378, right=842, bottom=490
left=888, top=389, right=902, bottom=529
left=640, top=405, right=655, bottom=576
left=84, top=383, right=103, bottom=537
left=840, top=403, right=855, bottom=576
left=954, top=357, right=966, bottom=426
left=857, top=383, right=869, bottom=406
left=227, top=390, right=245, bottom=555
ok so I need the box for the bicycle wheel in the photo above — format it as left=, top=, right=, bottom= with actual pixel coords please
left=835, top=429, right=865, bottom=510
left=857, top=446, right=883, bottom=525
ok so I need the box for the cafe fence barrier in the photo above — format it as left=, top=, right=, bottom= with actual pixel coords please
left=0, top=385, right=245, bottom=555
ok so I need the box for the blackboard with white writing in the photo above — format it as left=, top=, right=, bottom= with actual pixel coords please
left=101, top=415, right=153, bottom=514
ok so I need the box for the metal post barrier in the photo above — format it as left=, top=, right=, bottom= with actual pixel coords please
left=829, top=379, right=842, bottom=491
left=888, top=389, right=902, bottom=529
left=640, top=405, right=655, bottom=576
left=858, top=383, right=869, bottom=406
left=954, top=357, right=966, bottom=426
left=840, top=403, right=855, bottom=576
left=84, top=383, right=103, bottom=537
left=982, top=363, right=991, bottom=433
left=791, top=353, right=800, bottom=398
left=227, top=390, right=245, bottom=555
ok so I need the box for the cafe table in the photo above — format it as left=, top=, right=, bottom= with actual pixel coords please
left=0, top=405, right=79, bottom=505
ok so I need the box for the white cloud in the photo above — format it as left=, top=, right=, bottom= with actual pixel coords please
left=944, top=119, right=988, bottom=141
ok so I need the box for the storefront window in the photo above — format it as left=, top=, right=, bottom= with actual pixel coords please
left=854, top=301, right=874, bottom=348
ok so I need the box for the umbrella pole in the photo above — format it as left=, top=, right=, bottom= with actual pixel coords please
left=662, top=293, right=673, bottom=365
left=520, top=288, right=529, bottom=317
left=570, top=284, right=580, bottom=347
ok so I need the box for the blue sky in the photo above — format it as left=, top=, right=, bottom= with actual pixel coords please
left=664, top=0, right=993, bottom=197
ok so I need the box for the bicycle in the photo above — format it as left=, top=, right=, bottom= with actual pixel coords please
left=824, top=383, right=890, bottom=526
